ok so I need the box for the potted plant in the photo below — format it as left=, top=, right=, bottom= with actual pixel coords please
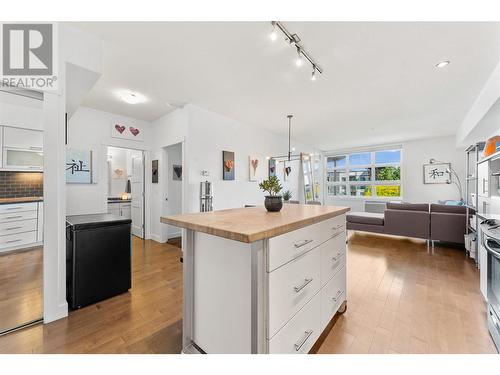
left=259, top=175, right=283, bottom=212
left=283, top=190, right=292, bottom=202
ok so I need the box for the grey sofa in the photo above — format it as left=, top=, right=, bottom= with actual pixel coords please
left=346, top=203, right=469, bottom=250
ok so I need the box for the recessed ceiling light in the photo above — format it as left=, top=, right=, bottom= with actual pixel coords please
left=118, top=90, right=147, bottom=104
left=435, top=60, right=450, bottom=68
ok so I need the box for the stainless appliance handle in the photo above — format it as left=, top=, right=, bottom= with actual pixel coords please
left=485, top=239, right=500, bottom=259
left=293, top=278, right=313, bottom=292
left=294, top=330, right=313, bottom=351
left=294, top=239, right=313, bottom=248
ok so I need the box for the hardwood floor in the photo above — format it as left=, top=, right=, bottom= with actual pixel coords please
left=0, top=232, right=496, bottom=354
left=0, top=237, right=183, bottom=353
left=318, top=232, right=497, bottom=354
left=0, top=247, right=43, bottom=334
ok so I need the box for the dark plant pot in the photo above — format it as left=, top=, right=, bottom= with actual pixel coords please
left=264, top=196, right=283, bottom=212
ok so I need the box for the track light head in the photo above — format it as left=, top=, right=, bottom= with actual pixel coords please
left=269, top=22, right=278, bottom=41
left=295, top=47, right=303, bottom=67
left=311, top=67, right=317, bottom=81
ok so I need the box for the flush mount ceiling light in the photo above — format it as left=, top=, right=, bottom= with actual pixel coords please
left=269, top=21, right=323, bottom=81
left=118, top=90, right=147, bottom=104
left=435, top=60, right=450, bottom=68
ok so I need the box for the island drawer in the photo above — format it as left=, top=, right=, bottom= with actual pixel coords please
left=0, top=210, right=38, bottom=223
left=0, top=218, right=37, bottom=236
left=267, top=214, right=346, bottom=272
left=0, top=231, right=37, bottom=250
left=0, top=202, right=38, bottom=214
left=320, top=231, right=346, bottom=287
left=320, top=265, right=346, bottom=332
left=268, top=245, right=321, bottom=338
left=268, top=291, right=321, bottom=354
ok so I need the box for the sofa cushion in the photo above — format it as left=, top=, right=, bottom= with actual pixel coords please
left=347, top=212, right=384, bottom=226
left=386, top=202, right=429, bottom=212
left=430, top=204, right=467, bottom=214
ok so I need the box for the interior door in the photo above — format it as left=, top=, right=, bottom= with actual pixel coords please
left=131, top=154, right=144, bottom=238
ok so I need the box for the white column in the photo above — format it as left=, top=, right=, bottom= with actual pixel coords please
left=42, top=90, right=68, bottom=322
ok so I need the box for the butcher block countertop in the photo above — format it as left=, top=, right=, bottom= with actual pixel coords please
left=161, top=204, right=350, bottom=243
left=0, top=197, right=43, bottom=205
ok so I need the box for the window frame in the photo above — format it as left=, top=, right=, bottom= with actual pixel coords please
left=325, top=148, right=402, bottom=199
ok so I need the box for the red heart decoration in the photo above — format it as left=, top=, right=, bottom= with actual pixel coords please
left=129, top=127, right=140, bottom=136
left=115, top=124, right=125, bottom=134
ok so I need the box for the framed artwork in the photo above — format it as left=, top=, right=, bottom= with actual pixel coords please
left=152, top=160, right=159, bottom=183
left=223, top=151, right=235, bottom=180
left=111, top=122, right=144, bottom=142
left=268, top=158, right=276, bottom=177
left=173, top=164, right=182, bottom=181
left=284, top=160, right=292, bottom=181
left=423, top=163, right=451, bottom=184
left=66, top=149, right=93, bottom=184
left=249, top=155, right=261, bottom=182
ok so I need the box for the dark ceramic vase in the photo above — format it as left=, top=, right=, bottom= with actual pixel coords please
left=264, top=196, right=283, bottom=212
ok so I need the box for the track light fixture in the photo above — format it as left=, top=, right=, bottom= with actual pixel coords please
left=269, top=21, right=323, bottom=80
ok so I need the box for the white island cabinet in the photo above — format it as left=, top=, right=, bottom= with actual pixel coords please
left=161, top=204, right=349, bottom=354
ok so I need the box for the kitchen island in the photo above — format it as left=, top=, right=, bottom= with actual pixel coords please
left=161, top=204, right=349, bottom=354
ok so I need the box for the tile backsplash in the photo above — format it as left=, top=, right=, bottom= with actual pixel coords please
left=0, top=172, right=43, bottom=198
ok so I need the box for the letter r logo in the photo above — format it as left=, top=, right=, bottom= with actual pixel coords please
left=2, top=24, right=53, bottom=76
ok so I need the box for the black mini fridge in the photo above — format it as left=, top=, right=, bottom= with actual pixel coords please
left=66, top=214, right=132, bottom=309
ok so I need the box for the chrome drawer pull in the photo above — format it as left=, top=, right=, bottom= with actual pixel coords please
left=332, top=252, right=342, bottom=261
left=4, top=226, right=22, bottom=231
left=294, top=239, right=313, bottom=248
left=4, top=216, right=23, bottom=220
left=6, top=207, right=23, bottom=210
left=294, top=278, right=313, bottom=292
left=294, top=330, right=313, bottom=351
left=332, top=290, right=343, bottom=302
left=5, top=239, right=22, bottom=244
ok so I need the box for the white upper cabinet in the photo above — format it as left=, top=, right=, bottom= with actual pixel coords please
left=3, top=127, right=43, bottom=150
left=1, top=126, right=44, bottom=171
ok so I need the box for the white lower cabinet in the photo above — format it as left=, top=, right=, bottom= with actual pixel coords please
left=268, top=292, right=321, bottom=354
left=0, top=201, right=43, bottom=252
left=320, top=266, right=346, bottom=331
left=268, top=246, right=321, bottom=338
left=267, top=214, right=347, bottom=354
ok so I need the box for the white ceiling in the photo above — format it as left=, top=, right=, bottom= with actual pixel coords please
left=69, top=22, right=500, bottom=151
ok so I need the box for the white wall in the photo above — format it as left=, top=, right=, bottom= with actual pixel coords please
left=402, top=135, right=465, bottom=203
left=326, top=135, right=465, bottom=212
left=186, top=105, right=315, bottom=212
left=66, top=106, right=151, bottom=216
left=147, top=104, right=318, bottom=241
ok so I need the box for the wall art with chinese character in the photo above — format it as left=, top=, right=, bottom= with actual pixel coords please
left=223, top=151, right=235, bottom=180
left=423, top=163, right=451, bottom=184
left=111, top=122, right=144, bottom=142
left=66, top=149, right=93, bottom=184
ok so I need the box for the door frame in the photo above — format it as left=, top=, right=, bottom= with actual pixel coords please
left=104, top=144, right=147, bottom=239
left=160, top=140, right=185, bottom=243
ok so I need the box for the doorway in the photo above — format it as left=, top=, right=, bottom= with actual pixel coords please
left=161, top=142, right=183, bottom=243
left=107, top=146, right=145, bottom=239
left=0, top=89, right=44, bottom=335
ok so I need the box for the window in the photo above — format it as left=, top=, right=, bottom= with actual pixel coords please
left=326, top=148, right=401, bottom=198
